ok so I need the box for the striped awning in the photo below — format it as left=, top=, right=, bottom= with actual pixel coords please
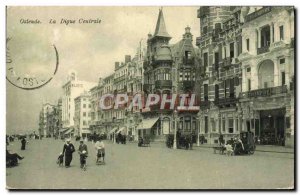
left=64, top=128, right=74, bottom=135
left=137, top=118, right=159, bottom=130
left=108, top=127, right=118, bottom=135
left=59, top=128, right=69, bottom=133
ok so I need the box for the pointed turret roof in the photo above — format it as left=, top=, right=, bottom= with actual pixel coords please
left=153, top=8, right=171, bottom=38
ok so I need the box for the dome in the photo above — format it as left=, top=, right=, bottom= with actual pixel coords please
left=155, top=44, right=172, bottom=61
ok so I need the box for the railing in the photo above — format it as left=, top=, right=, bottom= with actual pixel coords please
left=257, top=46, right=270, bottom=55
left=240, top=85, right=288, bottom=98
left=182, top=81, right=195, bottom=90
left=244, top=7, right=272, bottom=23
left=155, top=80, right=172, bottom=89
left=214, top=97, right=238, bottom=107
left=222, top=57, right=232, bottom=67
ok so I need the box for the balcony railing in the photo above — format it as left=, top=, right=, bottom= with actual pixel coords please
left=182, top=80, right=195, bottom=90
left=214, top=97, right=238, bottom=107
left=240, top=85, right=288, bottom=99
left=244, top=7, right=272, bottom=23
left=257, top=46, right=270, bottom=55
left=155, top=80, right=172, bottom=89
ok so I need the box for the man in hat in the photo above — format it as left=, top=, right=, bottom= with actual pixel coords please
left=62, top=139, right=75, bottom=167
left=78, top=140, right=88, bottom=169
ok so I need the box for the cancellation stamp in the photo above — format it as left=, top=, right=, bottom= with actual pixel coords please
left=6, top=37, right=59, bottom=90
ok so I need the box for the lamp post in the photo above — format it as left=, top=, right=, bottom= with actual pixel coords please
left=173, top=109, right=178, bottom=149
left=196, top=116, right=200, bottom=146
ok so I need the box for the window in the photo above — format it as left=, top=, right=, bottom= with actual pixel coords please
left=214, top=52, right=219, bottom=71
left=184, top=72, right=190, bottom=81
left=185, top=51, right=192, bottom=60
left=89, top=104, right=91, bottom=108
left=203, top=26, right=208, bottom=35
left=83, top=120, right=86, bottom=126
left=248, top=79, right=251, bottom=91
left=83, top=104, right=86, bottom=108
left=222, top=118, right=225, bottom=132
left=215, top=23, right=222, bottom=33
left=204, top=116, right=208, bottom=133
left=204, top=84, right=208, bottom=101
left=228, top=118, right=234, bottom=133
left=279, top=25, right=284, bottom=40
left=83, top=112, right=86, bottom=117
left=184, top=116, right=191, bottom=131
left=282, top=72, right=286, bottom=86
left=246, top=39, right=250, bottom=51
left=215, top=84, right=219, bottom=100
left=230, top=42, right=234, bottom=59
left=203, top=53, right=208, bottom=68
left=264, top=82, right=268, bottom=88
left=280, top=58, right=285, bottom=64
left=211, top=119, right=215, bottom=132
left=230, top=78, right=235, bottom=98
left=179, top=72, right=183, bottom=81
left=246, top=67, right=251, bottom=72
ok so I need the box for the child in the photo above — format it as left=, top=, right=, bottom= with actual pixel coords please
left=224, top=144, right=233, bottom=156
left=57, top=152, right=64, bottom=166
left=79, top=150, right=88, bottom=171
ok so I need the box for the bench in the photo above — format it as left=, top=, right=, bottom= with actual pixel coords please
left=212, top=146, right=226, bottom=154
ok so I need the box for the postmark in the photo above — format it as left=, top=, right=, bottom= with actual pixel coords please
left=6, top=37, right=59, bottom=90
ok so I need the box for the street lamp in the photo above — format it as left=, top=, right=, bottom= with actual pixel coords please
left=173, top=109, right=178, bottom=149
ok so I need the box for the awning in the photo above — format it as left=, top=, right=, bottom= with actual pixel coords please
left=108, top=127, right=118, bottom=135
left=116, top=127, right=126, bottom=134
left=137, top=118, right=159, bottom=130
left=64, top=128, right=74, bottom=135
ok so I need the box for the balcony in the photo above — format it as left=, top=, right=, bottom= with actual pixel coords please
left=182, top=80, right=195, bottom=90
left=240, top=85, right=288, bottom=99
left=220, top=57, right=233, bottom=68
left=244, top=7, right=272, bottom=23
left=214, top=97, right=238, bottom=107
left=257, top=46, right=270, bottom=55
left=155, top=80, right=172, bottom=89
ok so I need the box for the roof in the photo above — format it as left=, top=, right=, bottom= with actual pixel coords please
left=153, top=8, right=171, bottom=38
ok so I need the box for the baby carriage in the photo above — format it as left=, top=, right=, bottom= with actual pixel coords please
left=96, top=148, right=105, bottom=165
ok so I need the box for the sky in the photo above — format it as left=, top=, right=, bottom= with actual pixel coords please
left=6, top=6, right=200, bottom=134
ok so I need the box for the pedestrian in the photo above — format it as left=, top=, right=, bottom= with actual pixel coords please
left=21, top=137, right=26, bottom=150
left=62, top=139, right=75, bottom=168
left=6, top=149, right=24, bottom=167
left=95, top=138, right=105, bottom=164
left=78, top=140, right=88, bottom=169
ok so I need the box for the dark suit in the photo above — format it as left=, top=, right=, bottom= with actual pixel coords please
left=63, top=143, right=75, bottom=167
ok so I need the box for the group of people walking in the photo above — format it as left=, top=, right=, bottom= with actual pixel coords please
left=59, top=137, right=105, bottom=170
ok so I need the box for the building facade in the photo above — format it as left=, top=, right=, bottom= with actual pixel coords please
left=238, top=6, right=294, bottom=147
left=196, top=6, right=294, bottom=147
left=140, top=8, right=200, bottom=141
left=61, top=71, right=96, bottom=130
left=74, top=91, right=92, bottom=137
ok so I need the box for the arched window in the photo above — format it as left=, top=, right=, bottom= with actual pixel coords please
left=258, top=60, right=274, bottom=88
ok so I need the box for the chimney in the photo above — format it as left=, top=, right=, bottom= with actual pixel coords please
left=115, top=62, right=120, bottom=70
left=125, top=55, right=131, bottom=64
left=98, top=77, right=103, bottom=85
